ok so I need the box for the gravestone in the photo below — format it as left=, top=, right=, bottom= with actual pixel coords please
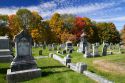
left=68, top=49, right=73, bottom=54
left=62, top=50, right=66, bottom=54
left=52, top=43, right=57, bottom=50
left=76, top=62, right=87, bottom=73
left=60, top=44, right=65, bottom=49
left=7, top=30, right=41, bottom=83
left=65, top=41, right=73, bottom=51
left=0, top=36, right=13, bottom=62
left=84, top=46, right=92, bottom=58
left=39, top=50, right=42, bottom=55
left=107, top=43, right=113, bottom=55
left=64, top=54, right=71, bottom=66
left=102, top=42, right=109, bottom=56
left=48, top=44, right=52, bottom=51
left=92, top=44, right=100, bottom=57
left=77, top=32, right=88, bottom=53
left=42, top=44, right=46, bottom=49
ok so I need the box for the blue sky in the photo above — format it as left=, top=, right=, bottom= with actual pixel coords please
left=0, top=0, right=125, bottom=30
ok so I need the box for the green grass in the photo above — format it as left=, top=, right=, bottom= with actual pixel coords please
left=0, top=58, right=96, bottom=83
left=24, top=58, right=96, bottom=83
left=0, top=63, right=10, bottom=83
left=32, top=47, right=50, bottom=56
left=0, top=45, right=125, bottom=83
left=64, top=46, right=125, bottom=83
left=51, top=45, right=125, bottom=83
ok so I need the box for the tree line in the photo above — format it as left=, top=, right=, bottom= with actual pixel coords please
left=0, top=9, right=122, bottom=44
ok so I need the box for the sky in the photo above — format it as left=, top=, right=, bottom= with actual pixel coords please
left=0, top=0, right=125, bottom=30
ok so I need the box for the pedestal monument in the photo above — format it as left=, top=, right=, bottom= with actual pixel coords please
left=77, top=32, right=88, bottom=53
left=0, top=36, right=13, bottom=62
left=6, top=13, right=41, bottom=83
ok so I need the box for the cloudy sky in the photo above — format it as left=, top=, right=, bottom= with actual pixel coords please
left=0, top=0, right=125, bottom=30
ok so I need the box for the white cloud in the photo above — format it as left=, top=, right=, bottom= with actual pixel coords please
left=39, top=1, right=57, bottom=9
left=0, top=1, right=56, bottom=16
left=54, top=2, right=115, bottom=15
left=94, top=16, right=125, bottom=22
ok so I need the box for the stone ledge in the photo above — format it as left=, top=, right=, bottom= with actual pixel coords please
left=6, top=68, right=41, bottom=83
left=0, top=55, right=13, bottom=63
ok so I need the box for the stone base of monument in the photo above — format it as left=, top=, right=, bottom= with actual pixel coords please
left=0, top=55, right=13, bottom=62
left=6, top=68, right=41, bottom=83
left=0, top=49, right=13, bottom=62
left=92, top=53, right=100, bottom=57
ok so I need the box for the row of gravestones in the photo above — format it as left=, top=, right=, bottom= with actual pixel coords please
left=77, top=36, right=122, bottom=58
left=0, top=30, right=41, bottom=83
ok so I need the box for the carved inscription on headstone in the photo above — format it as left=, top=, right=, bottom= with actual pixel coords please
left=18, top=37, right=30, bottom=56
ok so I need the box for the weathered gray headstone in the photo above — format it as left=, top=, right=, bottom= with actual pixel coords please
left=92, top=44, right=100, bottom=57
left=102, top=42, right=109, bottom=56
left=77, top=32, right=88, bottom=53
left=84, top=46, right=92, bottom=58
left=0, top=36, right=13, bottom=62
left=76, top=62, right=87, bottom=73
left=7, top=30, right=41, bottom=83
left=60, top=44, right=65, bottom=49
left=48, top=44, right=52, bottom=51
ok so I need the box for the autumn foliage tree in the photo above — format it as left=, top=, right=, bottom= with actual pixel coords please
left=121, top=25, right=125, bottom=44
left=8, top=14, right=21, bottom=39
left=0, top=9, right=121, bottom=44
left=49, top=13, right=64, bottom=43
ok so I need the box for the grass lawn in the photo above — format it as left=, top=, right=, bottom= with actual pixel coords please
left=60, top=46, right=125, bottom=83
left=0, top=46, right=125, bottom=83
left=0, top=58, right=96, bottom=83
left=32, top=46, right=125, bottom=83
left=24, top=58, right=96, bottom=83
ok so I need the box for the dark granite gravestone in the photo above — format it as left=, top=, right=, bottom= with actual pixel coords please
left=42, top=44, right=46, bottom=49
left=68, top=49, right=73, bottom=54
left=62, top=50, right=66, bottom=54
left=7, top=30, right=41, bottom=83
left=65, top=41, right=73, bottom=51
left=52, top=43, right=57, bottom=50
left=102, top=42, right=109, bottom=56
left=0, top=36, right=13, bottom=62
left=39, top=50, right=42, bottom=55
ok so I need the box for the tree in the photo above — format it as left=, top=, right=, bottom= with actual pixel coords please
left=61, top=14, right=75, bottom=31
left=16, top=9, right=33, bottom=29
left=0, top=15, right=9, bottom=36
left=96, top=22, right=120, bottom=44
left=60, top=30, right=76, bottom=43
left=8, top=14, right=21, bottom=39
left=121, top=25, right=125, bottom=43
left=49, top=13, right=64, bottom=43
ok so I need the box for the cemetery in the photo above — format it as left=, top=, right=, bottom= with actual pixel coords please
left=0, top=1, right=125, bottom=83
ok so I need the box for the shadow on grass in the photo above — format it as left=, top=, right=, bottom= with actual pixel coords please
left=40, top=65, right=65, bottom=69
left=0, top=68, right=8, bottom=74
left=38, top=65, right=72, bottom=77
left=41, top=69, right=72, bottom=77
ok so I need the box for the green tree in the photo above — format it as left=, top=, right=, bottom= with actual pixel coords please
left=0, top=15, right=9, bottom=36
